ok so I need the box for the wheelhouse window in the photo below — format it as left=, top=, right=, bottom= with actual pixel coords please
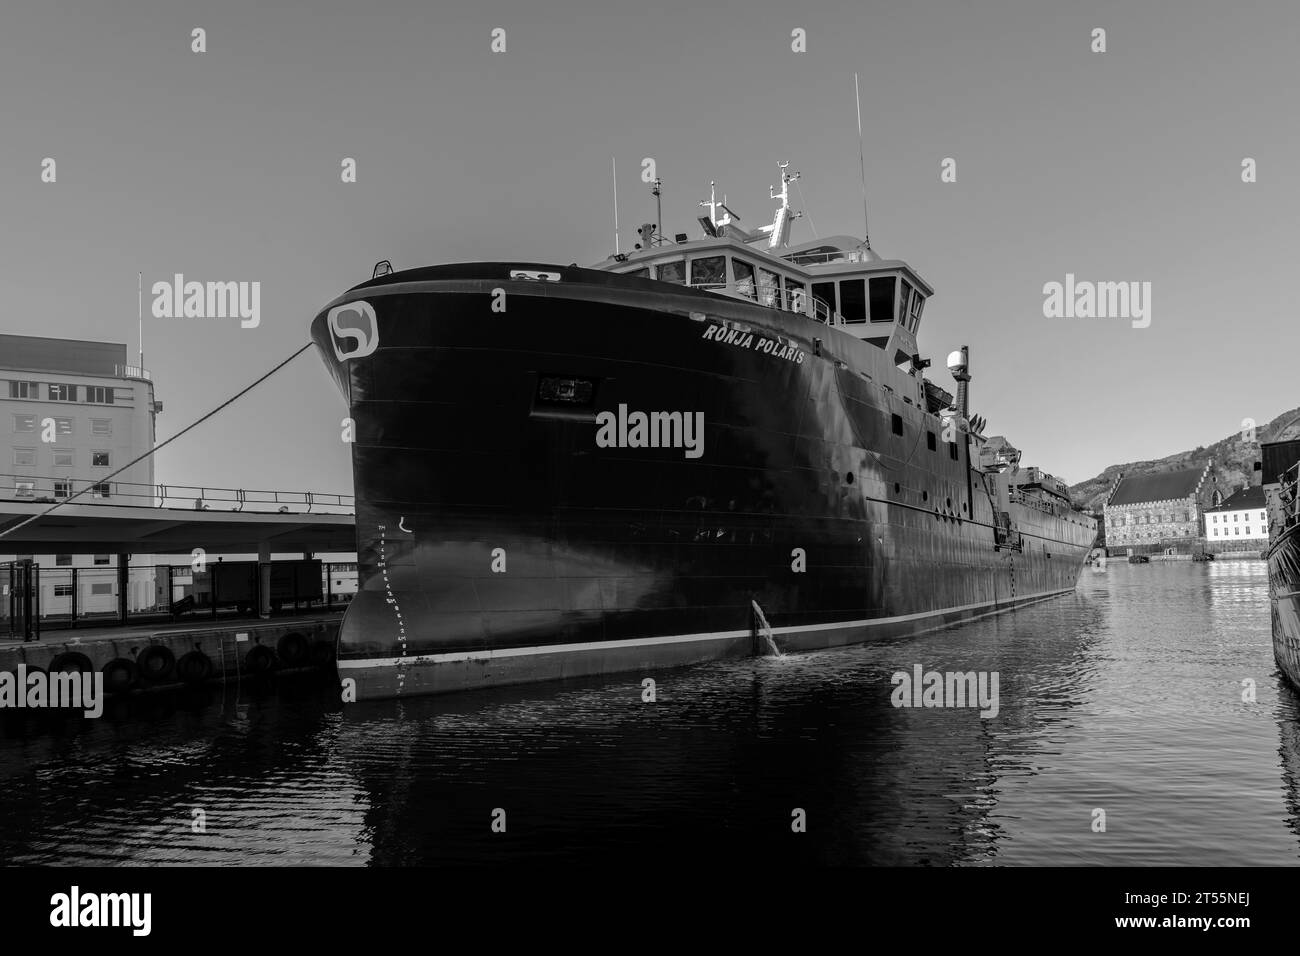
left=91, top=418, right=112, bottom=436
left=628, top=267, right=650, bottom=278
left=53, top=449, right=74, bottom=466
left=13, top=414, right=35, bottom=433
left=48, top=383, right=77, bottom=402
left=689, top=256, right=726, bottom=289
left=757, top=268, right=782, bottom=308
left=811, top=281, right=836, bottom=321
left=732, top=259, right=756, bottom=298
left=898, top=280, right=915, bottom=324
left=92, top=483, right=111, bottom=498
left=54, top=480, right=71, bottom=498
left=869, top=276, right=895, bottom=322
left=839, top=278, right=867, bottom=324
left=92, top=451, right=111, bottom=467
left=15, top=480, right=35, bottom=498
left=13, top=447, right=35, bottom=466
left=656, top=259, right=686, bottom=284
left=786, top=279, right=806, bottom=314
left=8, top=381, right=37, bottom=399
left=86, top=386, right=114, bottom=404
left=909, top=290, right=924, bottom=330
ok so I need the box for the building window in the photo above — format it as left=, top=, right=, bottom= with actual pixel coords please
left=55, top=417, right=73, bottom=436
left=1246, top=527, right=1252, bottom=535
left=92, top=451, right=110, bottom=467
left=13, top=447, right=36, bottom=466
left=53, top=450, right=73, bottom=466
left=732, top=259, right=756, bottom=298
left=15, top=480, right=35, bottom=497
left=54, top=480, right=71, bottom=498
left=1212, top=515, right=1217, bottom=523
left=8, top=381, right=38, bottom=399
left=1234, top=528, right=1240, bottom=535
left=92, top=483, right=110, bottom=498
left=927, top=431, right=936, bottom=451
left=90, top=418, right=112, bottom=436
left=14, top=414, right=35, bottom=433
left=53, top=585, right=73, bottom=597
left=1260, top=512, right=1267, bottom=521
left=891, top=413, right=903, bottom=436
left=93, top=554, right=110, bottom=566
left=1234, top=514, right=1239, bottom=522
left=55, top=554, right=72, bottom=566
left=48, top=383, right=77, bottom=402
left=86, top=386, right=114, bottom=404
left=90, top=583, right=113, bottom=595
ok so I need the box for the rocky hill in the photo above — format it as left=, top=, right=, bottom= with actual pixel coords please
left=1068, top=406, right=1300, bottom=511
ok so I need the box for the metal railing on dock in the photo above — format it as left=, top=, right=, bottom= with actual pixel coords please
left=1, top=473, right=353, bottom=514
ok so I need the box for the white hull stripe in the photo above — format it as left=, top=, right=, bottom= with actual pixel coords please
left=338, top=586, right=1075, bottom=670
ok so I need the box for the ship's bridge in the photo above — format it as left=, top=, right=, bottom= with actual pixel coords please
left=592, top=169, right=933, bottom=371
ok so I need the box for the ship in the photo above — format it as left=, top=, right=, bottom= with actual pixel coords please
left=1262, top=436, right=1300, bottom=691
left=310, top=165, right=1099, bottom=700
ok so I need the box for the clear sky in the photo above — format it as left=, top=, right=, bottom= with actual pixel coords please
left=2, top=0, right=1296, bottom=491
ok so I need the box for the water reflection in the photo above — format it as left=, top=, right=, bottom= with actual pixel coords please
left=1, top=561, right=1297, bottom=865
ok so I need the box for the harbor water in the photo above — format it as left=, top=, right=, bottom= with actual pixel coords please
left=1, top=560, right=1295, bottom=866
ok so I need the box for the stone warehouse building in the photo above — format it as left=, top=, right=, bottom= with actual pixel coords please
left=1103, top=463, right=1222, bottom=556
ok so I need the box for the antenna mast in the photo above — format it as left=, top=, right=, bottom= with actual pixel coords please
left=854, top=72, right=871, bottom=249
left=651, top=177, right=663, bottom=245
left=137, top=271, right=144, bottom=369
left=612, top=157, right=620, bottom=254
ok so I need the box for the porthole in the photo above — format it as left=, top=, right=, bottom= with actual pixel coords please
left=894, top=482, right=901, bottom=494
left=922, top=490, right=929, bottom=502
left=846, top=472, right=854, bottom=484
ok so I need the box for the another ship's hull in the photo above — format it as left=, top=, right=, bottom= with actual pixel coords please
left=311, top=263, right=1097, bottom=700
left=1269, top=522, right=1300, bottom=691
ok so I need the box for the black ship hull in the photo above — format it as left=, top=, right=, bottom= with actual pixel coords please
left=311, top=263, right=1097, bottom=700
left=1269, top=522, right=1300, bottom=691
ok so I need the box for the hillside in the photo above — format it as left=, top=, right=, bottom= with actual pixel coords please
left=1068, top=406, right=1300, bottom=511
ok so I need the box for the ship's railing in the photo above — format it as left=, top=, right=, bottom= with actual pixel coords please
left=782, top=249, right=874, bottom=266
left=686, top=280, right=846, bottom=326
left=1, top=473, right=354, bottom=514
left=1009, top=488, right=1060, bottom=517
